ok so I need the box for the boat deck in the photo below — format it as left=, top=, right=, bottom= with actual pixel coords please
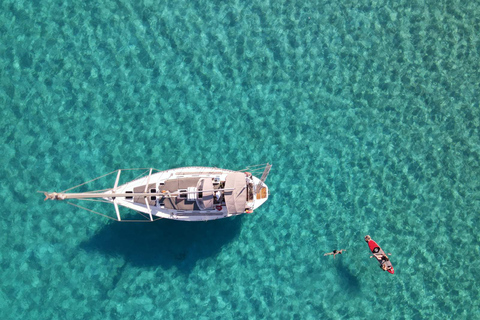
left=133, top=177, right=224, bottom=212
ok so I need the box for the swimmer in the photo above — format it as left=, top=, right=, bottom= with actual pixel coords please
left=324, top=249, right=346, bottom=259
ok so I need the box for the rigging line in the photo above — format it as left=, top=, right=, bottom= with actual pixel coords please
left=61, top=168, right=152, bottom=194
left=68, top=201, right=158, bottom=222
left=129, top=169, right=151, bottom=184
left=135, top=210, right=150, bottom=220
left=76, top=198, right=112, bottom=204
left=60, top=168, right=155, bottom=194
left=248, top=163, right=269, bottom=167
left=66, top=202, right=118, bottom=221
left=116, top=215, right=164, bottom=222
left=61, top=170, right=119, bottom=193
left=239, top=167, right=268, bottom=173
left=239, top=163, right=269, bottom=170
left=241, top=169, right=264, bottom=176
left=118, top=218, right=163, bottom=223
left=243, top=166, right=263, bottom=170
left=79, top=188, right=112, bottom=193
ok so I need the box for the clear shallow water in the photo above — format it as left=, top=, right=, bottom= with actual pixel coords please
left=1, top=0, right=479, bottom=318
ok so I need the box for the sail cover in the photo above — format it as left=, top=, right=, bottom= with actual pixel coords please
left=224, top=172, right=247, bottom=214
left=196, top=178, right=214, bottom=210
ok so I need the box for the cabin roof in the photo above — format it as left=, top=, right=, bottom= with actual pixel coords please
left=224, top=172, right=247, bottom=214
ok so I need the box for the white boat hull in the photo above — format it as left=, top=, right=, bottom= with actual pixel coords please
left=45, top=165, right=271, bottom=222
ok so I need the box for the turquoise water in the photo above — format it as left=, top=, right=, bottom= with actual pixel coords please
left=1, top=0, right=480, bottom=318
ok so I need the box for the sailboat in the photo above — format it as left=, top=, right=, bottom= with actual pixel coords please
left=43, top=164, right=271, bottom=222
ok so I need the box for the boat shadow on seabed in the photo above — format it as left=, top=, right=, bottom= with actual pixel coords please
left=80, top=216, right=243, bottom=273
left=335, top=259, right=361, bottom=295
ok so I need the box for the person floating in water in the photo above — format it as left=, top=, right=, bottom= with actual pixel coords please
left=324, top=249, right=346, bottom=259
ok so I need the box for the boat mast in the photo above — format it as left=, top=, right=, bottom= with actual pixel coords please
left=44, top=188, right=235, bottom=201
